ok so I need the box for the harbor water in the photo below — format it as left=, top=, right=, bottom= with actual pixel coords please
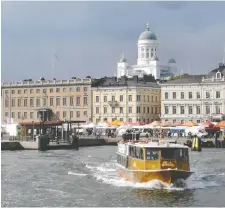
left=1, top=147, right=225, bottom=207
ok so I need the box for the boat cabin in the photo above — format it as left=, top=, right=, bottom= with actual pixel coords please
left=117, top=141, right=190, bottom=171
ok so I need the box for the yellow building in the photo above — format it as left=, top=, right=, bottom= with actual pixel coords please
left=92, top=76, right=161, bottom=124
left=1, top=78, right=92, bottom=124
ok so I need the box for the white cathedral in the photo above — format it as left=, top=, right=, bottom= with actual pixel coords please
left=116, top=24, right=177, bottom=80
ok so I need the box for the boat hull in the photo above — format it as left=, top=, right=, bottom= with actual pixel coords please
left=117, top=165, right=193, bottom=184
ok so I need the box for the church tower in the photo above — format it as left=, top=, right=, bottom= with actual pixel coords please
left=137, top=23, right=159, bottom=66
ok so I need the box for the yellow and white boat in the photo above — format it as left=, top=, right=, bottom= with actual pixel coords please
left=116, top=139, right=193, bottom=184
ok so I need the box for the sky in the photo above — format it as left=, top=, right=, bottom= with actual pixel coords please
left=2, top=1, right=225, bottom=82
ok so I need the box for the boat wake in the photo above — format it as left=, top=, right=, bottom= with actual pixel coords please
left=84, top=160, right=224, bottom=191
left=68, top=171, right=87, bottom=176
left=85, top=162, right=186, bottom=191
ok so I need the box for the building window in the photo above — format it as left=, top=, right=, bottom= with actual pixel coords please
left=104, top=107, right=107, bottom=114
left=84, top=111, right=87, bottom=116
left=70, top=97, right=74, bottom=106
left=29, top=89, right=33, bottom=93
left=147, top=107, right=149, bottom=114
left=173, top=119, right=176, bottom=124
left=181, top=120, right=184, bottom=124
left=24, top=112, right=27, bottom=119
left=151, top=96, right=154, bottom=102
left=96, top=96, right=99, bottom=102
left=143, top=107, right=146, bottom=114
left=196, top=92, right=200, bottom=99
left=36, top=89, right=40, bottom=93
left=96, top=107, right=99, bottom=114
left=69, top=88, right=72, bottom=92
left=188, top=106, right=193, bottom=114
left=128, top=118, right=132, bottom=123
left=56, top=88, right=60, bottom=93
left=37, top=98, right=41, bottom=107
left=30, top=112, right=34, bottom=119
left=112, top=96, right=115, bottom=101
left=56, top=97, right=60, bottom=106
left=180, top=106, right=184, bottom=114
left=50, top=97, right=54, bottom=106
left=18, top=90, right=21, bottom=94
left=197, top=120, right=201, bottom=124
left=206, top=92, right=210, bottom=99
left=120, top=95, right=123, bottom=102
left=216, top=106, right=221, bottom=114
left=136, top=107, right=141, bottom=114
left=76, top=111, right=80, bottom=118
left=189, top=92, right=192, bottom=99
left=196, top=106, right=200, bottom=114
left=11, top=99, right=15, bottom=107
left=155, top=97, right=158, bottom=102
left=151, top=107, right=154, bottom=114
left=143, top=95, right=146, bottom=102
left=216, top=91, right=220, bottom=98
left=42, top=89, right=46, bottom=94
left=129, top=107, right=132, bottom=113
left=30, top=98, right=34, bottom=107
left=18, top=112, right=21, bottom=119
left=129, top=95, right=132, bottom=101
left=56, top=111, right=60, bottom=120
left=5, top=99, right=9, bottom=108
left=5, top=112, right=9, bottom=118
left=11, top=90, right=15, bottom=94
left=165, top=92, right=168, bottom=99
left=11, top=112, right=15, bottom=119
left=43, top=97, right=47, bottom=106
left=63, top=97, right=67, bottom=106
left=172, top=106, right=176, bottom=114
left=120, top=107, right=123, bottom=114
left=181, top=92, right=184, bottom=99
left=17, top=99, right=21, bottom=107
left=206, top=106, right=210, bottom=114
left=63, top=111, right=67, bottom=118
left=24, top=98, right=28, bottom=107
left=70, top=111, right=73, bottom=119
left=63, top=88, right=66, bottom=92
left=5, top=90, right=8, bottom=94
left=112, top=107, right=115, bottom=113
left=136, top=95, right=141, bottom=102
left=84, top=97, right=88, bottom=105
left=84, top=87, right=88, bottom=92
left=155, top=107, right=157, bottom=114
left=120, top=118, right=124, bottom=122
left=173, top=92, right=176, bottom=99
left=148, top=95, right=150, bottom=102
left=76, top=96, right=80, bottom=105
left=76, top=87, right=80, bottom=92
left=104, top=96, right=107, bottom=102
left=50, top=88, right=54, bottom=93
left=164, top=106, right=169, bottom=114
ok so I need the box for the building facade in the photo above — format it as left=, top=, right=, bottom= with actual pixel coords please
left=160, top=64, right=225, bottom=124
left=92, top=76, right=161, bottom=124
left=1, top=78, right=92, bottom=124
left=116, top=23, right=177, bottom=80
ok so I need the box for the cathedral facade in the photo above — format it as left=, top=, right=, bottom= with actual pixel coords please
left=116, top=24, right=177, bottom=80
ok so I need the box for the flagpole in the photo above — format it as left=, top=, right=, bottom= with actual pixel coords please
left=52, top=53, right=55, bottom=79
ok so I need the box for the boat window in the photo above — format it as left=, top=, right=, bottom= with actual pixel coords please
left=146, top=149, right=159, bottom=160
left=129, top=146, right=144, bottom=160
left=161, top=148, right=176, bottom=159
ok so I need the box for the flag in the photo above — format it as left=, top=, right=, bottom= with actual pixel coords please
left=53, top=53, right=59, bottom=60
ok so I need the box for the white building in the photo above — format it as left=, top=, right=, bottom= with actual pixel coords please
left=160, top=63, right=225, bottom=124
left=116, top=23, right=177, bottom=80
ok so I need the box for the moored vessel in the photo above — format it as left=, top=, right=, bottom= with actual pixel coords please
left=116, top=138, right=193, bottom=184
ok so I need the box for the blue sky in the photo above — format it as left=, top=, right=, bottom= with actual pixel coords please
left=2, top=1, right=225, bottom=82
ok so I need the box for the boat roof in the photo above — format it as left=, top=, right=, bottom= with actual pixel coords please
left=119, top=140, right=188, bottom=149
